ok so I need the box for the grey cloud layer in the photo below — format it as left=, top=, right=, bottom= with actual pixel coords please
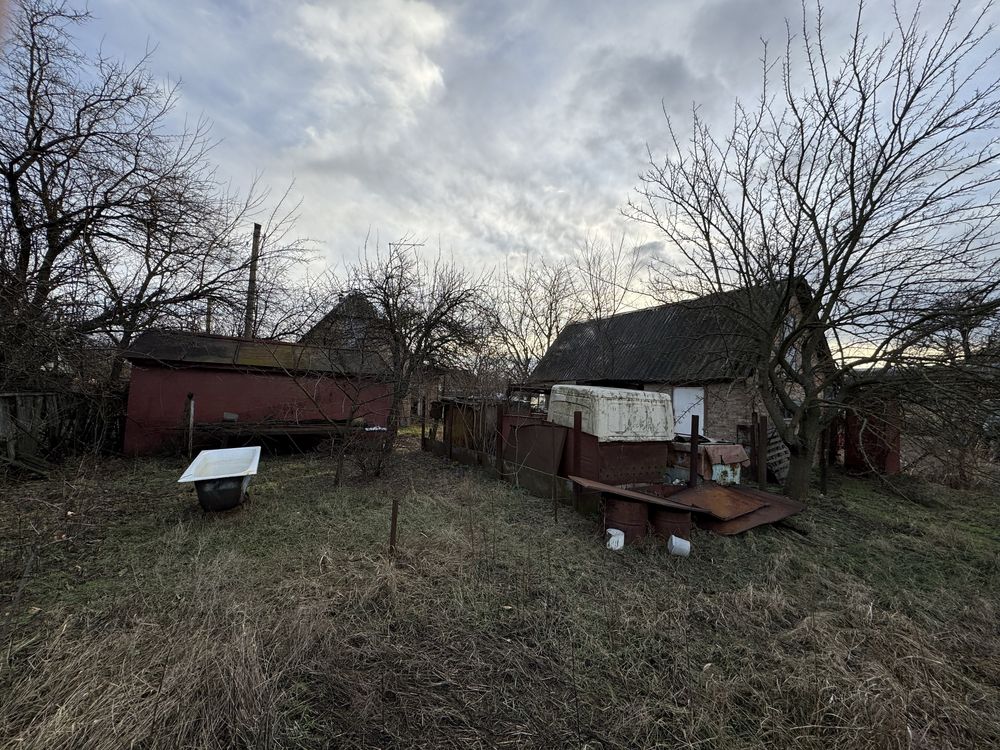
left=82, top=0, right=873, bottom=269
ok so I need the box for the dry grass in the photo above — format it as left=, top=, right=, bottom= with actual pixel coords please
left=1, top=439, right=998, bottom=748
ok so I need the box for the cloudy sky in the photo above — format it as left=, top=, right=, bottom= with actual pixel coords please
left=73, top=0, right=892, bottom=270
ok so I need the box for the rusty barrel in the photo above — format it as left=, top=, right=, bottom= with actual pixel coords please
left=650, top=507, right=692, bottom=540
left=604, top=497, right=648, bottom=543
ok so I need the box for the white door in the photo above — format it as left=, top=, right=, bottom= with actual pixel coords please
left=672, top=386, right=705, bottom=436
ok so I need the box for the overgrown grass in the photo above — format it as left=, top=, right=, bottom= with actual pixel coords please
left=1, top=441, right=998, bottom=748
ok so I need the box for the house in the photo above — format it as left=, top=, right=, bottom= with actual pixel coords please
left=301, top=293, right=483, bottom=425
left=529, top=287, right=790, bottom=442
left=122, top=331, right=390, bottom=455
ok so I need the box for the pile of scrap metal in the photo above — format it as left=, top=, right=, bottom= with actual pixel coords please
left=505, top=385, right=803, bottom=546
left=569, top=475, right=804, bottom=543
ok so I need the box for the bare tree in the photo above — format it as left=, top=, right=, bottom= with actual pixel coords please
left=627, top=0, right=1000, bottom=499
left=0, top=0, right=309, bottom=391
left=493, top=255, right=577, bottom=382
left=342, top=239, right=490, bottom=466
left=572, top=233, right=644, bottom=322
left=568, top=233, right=648, bottom=383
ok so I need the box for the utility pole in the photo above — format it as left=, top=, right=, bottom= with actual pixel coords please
left=243, top=222, right=261, bottom=338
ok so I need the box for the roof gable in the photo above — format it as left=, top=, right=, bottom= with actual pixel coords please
left=125, top=331, right=386, bottom=376
left=530, top=283, right=805, bottom=384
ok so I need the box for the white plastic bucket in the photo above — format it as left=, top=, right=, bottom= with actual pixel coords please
left=667, top=535, right=691, bottom=557
left=606, top=528, right=625, bottom=551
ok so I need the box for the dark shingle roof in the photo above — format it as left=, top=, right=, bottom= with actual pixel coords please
left=530, top=288, right=770, bottom=384
left=125, top=331, right=387, bottom=376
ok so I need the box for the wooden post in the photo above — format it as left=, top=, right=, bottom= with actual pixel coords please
left=819, top=424, right=829, bottom=495
left=243, top=222, right=261, bottom=338
left=185, top=392, right=195, bottom=460
left=551, top=423, right=558, bottom=522
left=495, top=403, right=504, bottom=474
left=749, top=410, right=758, bottom=468
left=446, top=403, right=454, bottom=460
left=388, top=495, right=400, bottom=558
left=688, top=414, right=699, bottom=488
left=572, top=410, right=582, bottom=507
left=420, top=396, right=427, bottom=449
left=757, top=414, right=768, bottom=489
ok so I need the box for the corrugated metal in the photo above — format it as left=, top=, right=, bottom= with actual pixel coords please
left=530, top=284, right=807, bottom=385
left=125, top=331, right=386, bottom=376
left=531, top=298, right=756, bottom=384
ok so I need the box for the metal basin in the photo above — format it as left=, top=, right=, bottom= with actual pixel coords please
left=178, top=447, right=261, bottom=511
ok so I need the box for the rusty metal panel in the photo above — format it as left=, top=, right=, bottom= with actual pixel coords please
left=696, top=495, right=804, bottom=535
left=669, top=483, right=765, bottom=521
left=567, top=475, right=711, bottom=514
left=596, top=441, right=670, bottom=484
left=559, top=429, right=600, bottom=479
left=506, top=422, right=567, bottom=475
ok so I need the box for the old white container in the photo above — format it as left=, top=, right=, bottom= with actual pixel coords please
left=606, top=528, right=625, bottom=550
left=667, top=535, right=691, bottom=557
left=547, top=385, right=675, bottom=443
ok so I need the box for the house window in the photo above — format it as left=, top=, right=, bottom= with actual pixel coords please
left=672, top=386, right=705, bottom=435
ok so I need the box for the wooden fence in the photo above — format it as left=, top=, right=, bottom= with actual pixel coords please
left=0, top=392, right=124, bottom=468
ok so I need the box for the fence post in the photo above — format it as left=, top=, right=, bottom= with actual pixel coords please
left=819, top=423, right=828, bottom=495
left=420, top=396, right=426, bottom=450
left=446, top=403, right=454, bottom=460
left=495, top=403, right=504, bottom=475
left=186, top=393, right=195, bottom=460
left=572, top=410, right=582, bottom=507
left=388, top=494, right=400, bottom=558
left=757, top=414, right=768, bottom=489
left=688, top=414, right=699, bottom=488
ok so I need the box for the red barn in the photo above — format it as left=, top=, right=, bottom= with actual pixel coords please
left=123, top=331, right=390, bottom=455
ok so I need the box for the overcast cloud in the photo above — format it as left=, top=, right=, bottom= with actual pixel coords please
left=74, top=0, right=911, bottom=270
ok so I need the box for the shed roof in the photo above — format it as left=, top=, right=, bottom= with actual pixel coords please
left=530, top=285, right=786, bottom=385
left=125, top=331, right=387, bottom=376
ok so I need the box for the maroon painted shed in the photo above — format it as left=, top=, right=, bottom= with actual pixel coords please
left=123, top=331, right=390, bottom=456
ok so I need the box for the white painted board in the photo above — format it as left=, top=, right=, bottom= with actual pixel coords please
left=672, top=386, right=705, bottom=436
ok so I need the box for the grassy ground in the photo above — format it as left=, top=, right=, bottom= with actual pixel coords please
left=0, top=440, right=997, bottom=749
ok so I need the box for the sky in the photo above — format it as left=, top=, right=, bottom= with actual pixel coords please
left=66, top=0, right=926, bottom=272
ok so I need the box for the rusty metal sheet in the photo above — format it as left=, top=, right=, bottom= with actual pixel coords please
left=506, top=423, right=567, bottom=475
left=649, top=507, right=693, bottom=540
left=695, top=490, right=805, bottom=535
left=596, top=441, right=670, bottom=484
left=669, top=483, right=766, bottom=521
left=568, top=475, right=712, bottom=514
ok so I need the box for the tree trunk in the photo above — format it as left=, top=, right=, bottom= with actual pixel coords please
left=783, top=419, right=820, bottom=501
left=784, top=448, right=813, bottom=501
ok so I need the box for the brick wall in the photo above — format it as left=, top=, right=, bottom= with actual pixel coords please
left=704, top=380, right=760, bottom=442
left=647, top=380, right=761, bottom=442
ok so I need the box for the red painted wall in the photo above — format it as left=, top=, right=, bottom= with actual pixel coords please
left=124, top=364, right=391, bottom=455
left=844, top=403, right=902, bottom=476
